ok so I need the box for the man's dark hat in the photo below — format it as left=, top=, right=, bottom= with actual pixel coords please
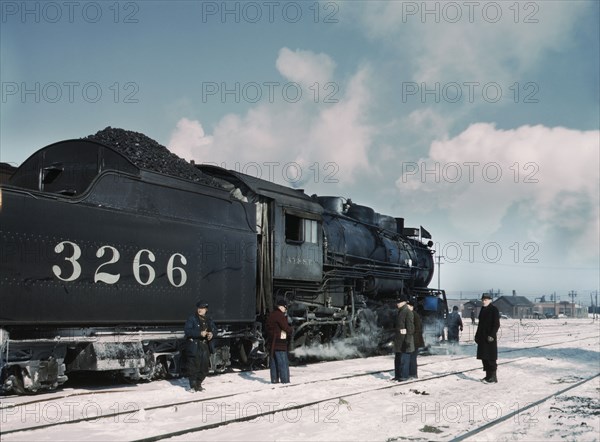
left=408, top=297, right=417, bottom=306
left=396, top=294, right=409, bottom=303
left=481, top=293, right=492, bottom=300
left=453, top=306, right=459, bottom=311
left=196, top=300, right=209, bottom=309
left=276, top=299, right=288, bottom=307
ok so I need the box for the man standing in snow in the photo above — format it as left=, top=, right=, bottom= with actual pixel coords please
left=447, top=306, right=464, bottom=343
left=475, top=293, right=501, bottom=383
left=393, top=294, right=414, bottom=381
left=266, top=299, right=293, bottom=384
left=184, top=300, right=216, bottom=392
left=407, top=297, right=424, bottom=379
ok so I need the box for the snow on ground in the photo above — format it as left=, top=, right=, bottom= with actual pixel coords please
left=1, top=318, right=598, bottom=441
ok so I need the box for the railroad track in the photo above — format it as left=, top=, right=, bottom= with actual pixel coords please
left=130, top=358, right=534, bottom=442
left=2, top=329, right=596, bottom=410
left=1, top=333, right=597, bottom=440
left=451, top=373, right=600, bottom=442
left=1, top=358, right=528, bottom=440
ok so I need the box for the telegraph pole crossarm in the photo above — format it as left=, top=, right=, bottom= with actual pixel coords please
left=568, top=290, right=577, bottom=318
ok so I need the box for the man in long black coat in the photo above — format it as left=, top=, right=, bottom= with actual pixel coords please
left=184, top=300, right=217, bottom=391
left=393, top=294, right=414, bottom=381
left=407, top=298, right=424, bottom=379
left=475, top=293, right=500, bottom=383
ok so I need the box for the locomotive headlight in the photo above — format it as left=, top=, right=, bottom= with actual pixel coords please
left=405, top=258, right=412, bottom=267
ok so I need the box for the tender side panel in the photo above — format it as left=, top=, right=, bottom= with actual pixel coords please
left=0, top=174, right=257, bottom=325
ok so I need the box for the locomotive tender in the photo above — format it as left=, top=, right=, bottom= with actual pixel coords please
left=0, top=129, right=447, bottom=394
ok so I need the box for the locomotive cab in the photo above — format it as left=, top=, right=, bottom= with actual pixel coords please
left=197, top=166, right=325, bottom=306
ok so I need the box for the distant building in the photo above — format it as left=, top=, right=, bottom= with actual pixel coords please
left=533, top=301, right=587, bottom=318
left=462, top=300, right=483, bottom=318
left=492, top=295, right=533, bottom=319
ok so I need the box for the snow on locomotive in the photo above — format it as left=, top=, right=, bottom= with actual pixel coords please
left=0, top=128, right=447, bottom=394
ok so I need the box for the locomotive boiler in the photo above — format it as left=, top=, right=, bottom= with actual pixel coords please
left=0, top=128, right=447, bottom=394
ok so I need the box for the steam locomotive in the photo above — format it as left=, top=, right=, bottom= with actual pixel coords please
left=0, top=130, right=447, bottom=394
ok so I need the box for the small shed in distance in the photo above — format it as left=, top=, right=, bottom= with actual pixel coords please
left=492, top=295, right=534, bottom=319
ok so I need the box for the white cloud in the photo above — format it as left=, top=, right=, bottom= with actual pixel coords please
left=168, top=118, right=212, bottom=162
left=298, top=67, right=373, bottom=183
left=168, top=50, right=373, bottom=188
left=345, top=1, right=589, bottom=84
left=406, top=108, right=455, bottom=140
left=396, top=123, right=600, bottom=261
left=275, top=47, right=336, bottom=87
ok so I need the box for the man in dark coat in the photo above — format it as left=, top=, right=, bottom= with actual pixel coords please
left=447, top=306, right=464, bottom=343
left=475, top=293, right=501, bottom=383
left=266, top=299, right=293, bottom=383
left=184, top=300, right=217, bottom=391
left=407, top=297, right=424, bottom=379
left=393, top=294, right=414, bottom=381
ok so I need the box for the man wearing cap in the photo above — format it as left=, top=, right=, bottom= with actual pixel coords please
left=266, top=299, right=293, bottom=384
left=475, top=293, right=501, bottom=383
left=184, top=301, right=216, bottom=392
left=393, top=294, right=414, bottom=381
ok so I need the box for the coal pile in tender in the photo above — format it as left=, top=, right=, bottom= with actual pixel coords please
left=85, top=127, right=221, bottom=187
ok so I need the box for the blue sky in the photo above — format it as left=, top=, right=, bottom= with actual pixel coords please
left=1, top=0, right=599, bottom=302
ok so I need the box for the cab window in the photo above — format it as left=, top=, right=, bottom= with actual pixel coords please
left=285, top=214, right=318, bottom=244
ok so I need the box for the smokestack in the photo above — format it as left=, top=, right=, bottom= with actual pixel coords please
left=512, top=290, right=516, bottom=297
left=395, top=218, right=404, bottom=234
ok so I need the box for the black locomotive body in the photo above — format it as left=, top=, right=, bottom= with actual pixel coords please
left=0, top=133, right=447, bottom=394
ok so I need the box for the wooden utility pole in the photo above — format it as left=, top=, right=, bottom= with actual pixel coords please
left=435, top=254, right=444, bottom=290
left=488, top=288, right=502, bottom=300
left=568, top=290, right=577, bottom=318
